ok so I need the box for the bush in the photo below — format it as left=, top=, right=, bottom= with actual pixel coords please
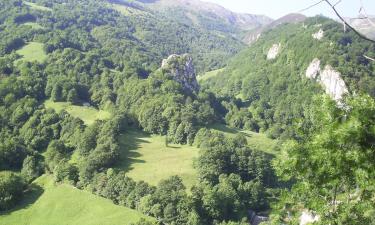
left=0, top=171, right=26, bottom=211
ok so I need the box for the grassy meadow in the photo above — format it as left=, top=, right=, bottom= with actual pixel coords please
left=24, top=1, right=52, bottom=11
left=0, top=175, right=152, bottom=225
left=197, top=68, right=224, bottom=82
left=116, top=130, right=199, bottom=189
left=22, top=22, right=44, bottom=29
left=15, top=42, right=47, bottom=63
left=44, top=100, right=111, bottom=125
left=208, top=124, right=278, bottom=155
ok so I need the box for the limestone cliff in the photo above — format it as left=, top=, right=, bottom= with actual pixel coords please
left=267, top=43, right=281, bottom=60
left=161, top=54, right=199, bottom=93
left=319, top=65, right=349, bottom=102
left=305, top=59, right=349, bottom=102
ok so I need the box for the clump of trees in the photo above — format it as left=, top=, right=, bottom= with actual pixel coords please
left=271, top=95, right=375, bottom=224
left=0, top=172, right=26, bottom=211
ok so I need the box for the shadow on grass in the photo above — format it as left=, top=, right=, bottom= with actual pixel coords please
left=115, top=130, right=150, bottom=172
left=210, top=124, right=239, bottom=134
left=209, top=124, right=253, bottom=138
left=0, top=183, right=44, bottom=216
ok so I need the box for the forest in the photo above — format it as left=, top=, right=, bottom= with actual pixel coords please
left=0, top=0, right=374, bottom=224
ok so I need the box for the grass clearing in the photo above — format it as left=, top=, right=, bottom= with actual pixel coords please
left=116, top=130, right=198, bottom=189
left=0, top=175, right=152, bottom=225
left=24, top=1, right=52, bottom=11
left=44, top=100, right=111, bottom=125
left=197, top=68, right=224, bottom=82
left=15, top=42, right=47, bottom=63
left=110, top=3, right=148, bottom=16
left=208, top=124, right=278, bottom=155
left=22, top=22, right=44, bottom=29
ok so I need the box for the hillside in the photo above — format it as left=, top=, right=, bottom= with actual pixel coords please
left=0, top=0, right=374, bottom=224
left=202, top=16, right=375, bottom=138
left=0, top=176, right=153, bottom=225
left=242, top=13, right=307, bottom=45
left=120, top=0, right=272, bottom=35
left=347, top=16, right=375, bottom=40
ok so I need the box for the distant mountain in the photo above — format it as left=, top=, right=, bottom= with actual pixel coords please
left=120, top=0, right=273, bottom=34
left=346, top=16, right=375, bottom=40
left=243, top=13, right=307, bottom=45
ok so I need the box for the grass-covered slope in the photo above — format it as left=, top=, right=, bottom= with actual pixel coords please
left=15, top=42, right=47, bottom=63
left=44, top=100, right=111, bottom=125
left=0, top=176, right=153, bottom=225
left=208, top=124, right=278, bottom=155
left=116, top=130, right=198, bottom=189
left=202, top=16, right=375, bottom=138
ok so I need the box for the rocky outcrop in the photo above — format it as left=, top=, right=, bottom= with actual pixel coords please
left=161, top=54, right=199, bottom=93
left=248, top=210, right=268, bottom=225
left=312, top=29, right=324, bottom=40
left=319, top=65, right=349, bottom=102
left=300, top=211, right=320, bottom=225
left=267, top=43, right=281, bottom=60
left=306, top=58, right=321, bottom=79
left=305, top=59, right=349, bottom=102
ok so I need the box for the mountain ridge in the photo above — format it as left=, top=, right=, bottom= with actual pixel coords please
left=116, top=0, right=273, bottom=34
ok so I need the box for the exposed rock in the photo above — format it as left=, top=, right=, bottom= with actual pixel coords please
left=319, top=65, right=349, bottom=101
left=312, top=29, right=324, bottom=40
left=267, top=43, right=281, bottom=60
left=300, top=211, right=320, bottom=225
left=248, top=210, right=268, bottom=225
left=161, top=54, right=199, bottom=93
left=306, top=58, right=321, bottom=79
left=306, top=60, right=349, bottom=102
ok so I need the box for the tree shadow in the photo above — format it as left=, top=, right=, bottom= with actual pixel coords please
left=0, top=183, right=44, bottom=216
left=115, top=130, right=150, bottom=172
left=210, top=124, right=240, bottom=134
left=210, top=124, right=253, bottom=138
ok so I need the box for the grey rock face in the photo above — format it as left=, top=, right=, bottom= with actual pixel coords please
left=306, top=58, right=321, bottom=79
left=305, top=59, right=349, bottom=102
left=161, top=54, right=199, bottom=93
left=267, top=43, right=281, bottom=60
left=319, top=65, right=349, bottom=102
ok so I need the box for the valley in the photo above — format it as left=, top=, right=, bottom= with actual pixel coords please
left=0, top=0, right=374, bottom=224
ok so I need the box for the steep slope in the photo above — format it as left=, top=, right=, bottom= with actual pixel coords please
left=202, top=16, right=375, bottom=138
left=0, top=176, right=153, bottom=225
left=117, top=0, right=272, bottom=35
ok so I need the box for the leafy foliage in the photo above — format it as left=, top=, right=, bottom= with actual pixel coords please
left=272, top=95, right=375, bottom=224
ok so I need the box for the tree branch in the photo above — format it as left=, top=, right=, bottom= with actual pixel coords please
left=359, top=0, right=375, bottom=28
left=298, top=0, right=324, bottom=13
left=364, top=55, right=375, bottom=61
left=323, top=0, right=375, bottom=43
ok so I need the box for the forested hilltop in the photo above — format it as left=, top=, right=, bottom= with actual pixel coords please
left=0, top=0, right=374, bottom=224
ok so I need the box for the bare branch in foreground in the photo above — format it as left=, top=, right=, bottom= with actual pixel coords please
left=323, top=0, right=375, bottom=43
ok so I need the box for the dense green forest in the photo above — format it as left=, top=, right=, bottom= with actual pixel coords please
left=0, top=0, right=374, bottom=224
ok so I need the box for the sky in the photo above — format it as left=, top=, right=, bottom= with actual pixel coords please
left=201, top=0, right=375, bottom=19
